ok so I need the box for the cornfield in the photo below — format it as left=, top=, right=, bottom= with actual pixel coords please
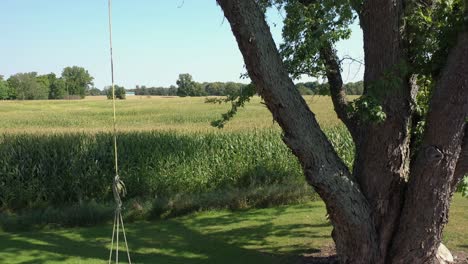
left=0, top=128, right=354, bottom=212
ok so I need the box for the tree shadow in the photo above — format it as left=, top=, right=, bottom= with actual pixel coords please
left=178, top=206, right=331, bottom=258
left=0, top=204, right=333, bottom=264
left=1, top=222, right=284, bottom=264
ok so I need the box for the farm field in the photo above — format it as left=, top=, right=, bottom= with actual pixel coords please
left=0, top=95, right=466, bottom=263
left=0, top=195, right=466, bottom=264
left=0, top=95, right=345, bottom=133
left=0, top=96, right=359, bottom=222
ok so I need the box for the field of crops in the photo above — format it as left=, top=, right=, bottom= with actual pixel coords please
left=0, top=95, right=466, bottom=260
left=3, top=93, right=468, bottom=264
left=0, top=96, right=357, bottom=228
left=0, top=95, right=344, bottom=133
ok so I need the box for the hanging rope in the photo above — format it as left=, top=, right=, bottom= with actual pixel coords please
left=107, top=0, right=132, bottom=263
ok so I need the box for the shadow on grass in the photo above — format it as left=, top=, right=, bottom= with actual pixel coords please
left=0, top=204, right=332, bottom=264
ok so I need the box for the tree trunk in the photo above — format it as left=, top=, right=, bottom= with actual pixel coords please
left=354, top=1, right=423, bottom=261
left=390, top=30, right=468, bottom=264
left=216, top=1, right=379, bottom=262
left=216, top=0, right=468, bottom=263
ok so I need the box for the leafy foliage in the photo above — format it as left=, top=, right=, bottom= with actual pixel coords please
left=2, top=67, right=94, bottom=101
left=295, top=81, right=329, bottom=95
left=131, top=81, right=249, bottom=97
left=344, top=80, right=363, bottom=95
left=7, top=72, right=49, bottom=100
left=176, top=74, right=205, bottom=97
left=0, top=75, right=8, bottom=100
left=133, top=85, right=178, bottom=96
left=295, top=81, right=363, bottom=95
left=106, top=85, right=126, bottom=100
left=459, top=176, right=468, bottom=197
left=207, top=83, right=257, bottom=128
left=406, top=0, right=466, bottom=114
left=348, top=96, right=386, bottom=124
left=87, top=87, right=103, bottom=96
left=45, top=73, right=67, bottom=99
left=61, top=66, right=94, bottom=99
left=405, top=0, right=467, bottom=156
left=280, top=0, right=356, bottom=78
left=406, top=0, right=466, bottom=79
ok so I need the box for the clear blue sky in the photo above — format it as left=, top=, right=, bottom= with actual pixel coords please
left=0, top=1, right=363, bottom=89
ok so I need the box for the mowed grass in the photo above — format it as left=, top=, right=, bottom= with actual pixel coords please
left=0, top=195, right=466, bottom=264
left=0, top=96, right=346, bottom=133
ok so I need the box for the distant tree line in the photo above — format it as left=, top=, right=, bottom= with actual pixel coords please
left=130, top=74, right=248, bottom=97
left=0, top=71, right=363, bottom=101
left=295, top=80, right=364, bottom=95
left=0, top=66, right=94, bottom=100
left=130, top=85, right=178, bottom=96
left=103, top=85, right=127, bottom=100
left=131, top=74, right=364, bottom=97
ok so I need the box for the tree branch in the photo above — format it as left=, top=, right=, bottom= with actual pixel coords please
left=340, top=55, right=364, bottom=65
left=216, top=0, right=378, bottom=261
left=319, top=43, right=357, bottom=134
left=392, top=29, right=468, bottom=263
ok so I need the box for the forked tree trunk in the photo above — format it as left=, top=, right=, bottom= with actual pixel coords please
left=390, top=30, right=468, bottom=263
left=216, top=1, right=378, bottom=262
left=216, top=0, right=468, bottom=263
left=355, top=1, right=416, bottom=261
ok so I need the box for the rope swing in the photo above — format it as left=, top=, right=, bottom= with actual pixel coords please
left=107, top=0, right=132, bottom=263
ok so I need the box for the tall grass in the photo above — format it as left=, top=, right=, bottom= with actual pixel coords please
left=0, top=131, right=296, bottom=210
left=0, top=128, right=354, bottom=212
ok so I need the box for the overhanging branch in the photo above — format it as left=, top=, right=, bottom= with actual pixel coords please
left=319, top=43, right=358, bottom=135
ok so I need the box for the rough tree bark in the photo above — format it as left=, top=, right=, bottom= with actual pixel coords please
left=216, top=1, right=378, bottom=262
left=319, top=44, right=357, bottom=137
left=355, top=1, right=419, bottom=262
left=391, top=30, right=468, bottom=263
left=216, top=0, right=468, bottom=263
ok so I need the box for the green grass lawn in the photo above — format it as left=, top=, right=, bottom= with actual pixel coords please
left=0, top=96, right=346, bottom=133
left=1, top=195, right=466, bottom=264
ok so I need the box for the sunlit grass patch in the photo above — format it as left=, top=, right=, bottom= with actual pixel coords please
left=0, top=196, right=466, bottom=264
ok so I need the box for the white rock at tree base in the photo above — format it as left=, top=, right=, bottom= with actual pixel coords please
left=437, top=243, right=454, bottom=264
